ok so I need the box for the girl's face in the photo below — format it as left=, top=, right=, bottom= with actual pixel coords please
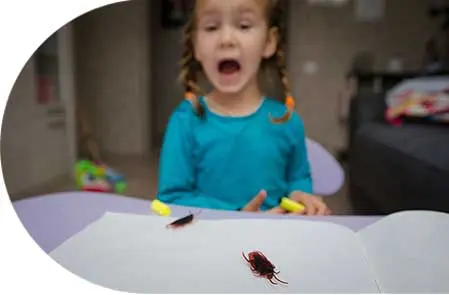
left=193, top=0, right=278, bottom=95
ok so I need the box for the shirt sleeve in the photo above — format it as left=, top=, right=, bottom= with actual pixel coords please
left=157, top=101, right=235, bottom=209
left=286, top=112, right=313, bottom=195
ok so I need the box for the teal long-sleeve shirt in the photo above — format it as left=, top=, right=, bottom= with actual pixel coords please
left=157, top=97, right=313, bottom=211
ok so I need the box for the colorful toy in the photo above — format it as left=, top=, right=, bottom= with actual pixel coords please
left=386, top=89, right=449, bottom=125
left=75, top=159, right=126, bottom=193
left=280, top=197, right=306, bottom=213
left=151, top=199, right=171, bottom=217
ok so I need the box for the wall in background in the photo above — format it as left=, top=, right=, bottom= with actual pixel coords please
left=287, top=0, right=438, bottom=152
left=73, top=0, right=151, bottom=157
left=150, top=0, right=185, bottom=144
left=1, top=57, right=70, bottom=199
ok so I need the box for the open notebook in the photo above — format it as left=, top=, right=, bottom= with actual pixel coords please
left=49, top=210, right=449, bottom=293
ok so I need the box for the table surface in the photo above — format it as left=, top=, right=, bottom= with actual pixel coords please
left=12, top=192, right=382, bottom=254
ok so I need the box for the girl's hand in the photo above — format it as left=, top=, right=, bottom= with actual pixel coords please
left=241, top=190, right=331, bottom=216
left=289, top=191, right=331, bottom=216
left=266, top=192, right=331, bottom=215
left=241, top=189, right=267, bottom=212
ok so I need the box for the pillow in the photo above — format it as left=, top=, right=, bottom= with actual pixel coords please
left=385, top=76, right=449, bottom=125
left=386, top=76, right=449, bottom=101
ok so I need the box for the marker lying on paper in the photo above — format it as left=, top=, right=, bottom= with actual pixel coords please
left=151, top=199, right=171, bottom=216
left=280, top=197, right=306, bottom=213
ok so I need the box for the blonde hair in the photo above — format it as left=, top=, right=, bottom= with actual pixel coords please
left=178, top=0, right=294, bottom=123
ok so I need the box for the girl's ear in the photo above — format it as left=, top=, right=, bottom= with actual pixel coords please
left=263, top=27, right=279, bottom=59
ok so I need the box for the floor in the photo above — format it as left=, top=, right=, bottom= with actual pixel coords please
left=14, top=153, right=353, bottom=215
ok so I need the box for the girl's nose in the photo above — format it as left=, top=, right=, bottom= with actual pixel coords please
left=219, top=26, right=237, bottom=48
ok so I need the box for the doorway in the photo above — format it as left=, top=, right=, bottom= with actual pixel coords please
left=2, top=22, right=77, bottom=200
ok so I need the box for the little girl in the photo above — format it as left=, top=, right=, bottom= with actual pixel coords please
left=157, top=0, right=331, bottom=215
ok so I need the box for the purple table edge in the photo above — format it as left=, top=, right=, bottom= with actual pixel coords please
left=11, top=191, right=382, bottom=254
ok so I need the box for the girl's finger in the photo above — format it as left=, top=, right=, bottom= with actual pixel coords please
left=301, top=198, right=316, bottom=216
left=242, top=190, right=267, bottom=212
left=315, top=200, right=327, bottom=216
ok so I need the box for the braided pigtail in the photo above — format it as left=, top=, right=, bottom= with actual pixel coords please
left=267, top=0, right=295, bottom=124
left=178, top=13, right=205, bottom=118
left=269, top=48, right=295, bottom=123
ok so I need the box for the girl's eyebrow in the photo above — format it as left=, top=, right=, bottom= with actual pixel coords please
left=196, top=10, right=219, bottom=24
left=197, top=8, right=219, bottom=18
left=198, top=4, right=258, bottom=15
left=236, top=6, right=262, bottom=18
left=196, top=6, right=260, bottom=23
left=238, top=6, right=256, bottom=14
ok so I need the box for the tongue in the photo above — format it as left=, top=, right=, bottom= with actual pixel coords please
left=220, top=61, right=240, bottom=74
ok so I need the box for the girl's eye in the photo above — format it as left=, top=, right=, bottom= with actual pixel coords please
left=239, top=23, right=252, bottom=30
left=203, top=23, right=219, bottom=32
left=205, top=26, right=217, bottom=32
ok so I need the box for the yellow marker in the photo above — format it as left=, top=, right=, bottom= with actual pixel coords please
left=151, top=199, right=171, bottom=216
left=280, top=197, right=306, bottom=213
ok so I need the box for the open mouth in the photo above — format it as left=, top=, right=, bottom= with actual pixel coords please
left=218, top=59, right=241, bottom=75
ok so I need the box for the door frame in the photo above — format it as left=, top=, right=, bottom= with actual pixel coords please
left=57, top=22, right=77, bottom=170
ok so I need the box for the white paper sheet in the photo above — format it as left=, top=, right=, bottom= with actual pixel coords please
left=50, top=213, right=379, bottom=293
left=357, top=210, right=449, bottom=293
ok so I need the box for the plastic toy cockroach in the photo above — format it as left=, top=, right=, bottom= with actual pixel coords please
left=166, top=210, right=202, bottom=229
left=242, top=250, right=288, bottom=285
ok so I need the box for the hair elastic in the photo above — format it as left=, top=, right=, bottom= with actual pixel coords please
left=285, top=95, right=295, bottom=110
left=185, top=91, right=196, bottom=100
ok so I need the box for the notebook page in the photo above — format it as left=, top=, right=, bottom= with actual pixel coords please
left=357, top=210, right=449, bottom=293
left=50, top=212, right=380, bottom=293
